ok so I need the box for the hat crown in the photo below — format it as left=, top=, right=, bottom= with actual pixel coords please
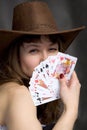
left=0, top=1, right=85, bottom=56
left=12, top=1, right=58, bottom=33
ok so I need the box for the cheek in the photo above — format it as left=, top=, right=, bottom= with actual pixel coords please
left=20, top=56, right=40, bottom=77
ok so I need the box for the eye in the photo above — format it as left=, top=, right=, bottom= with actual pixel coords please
left=29, top=49, right=39, bottom=54
left=49, top=47, right=58, bottom=51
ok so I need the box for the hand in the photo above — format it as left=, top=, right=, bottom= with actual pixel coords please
left=59, top=71, right=81, bottom=114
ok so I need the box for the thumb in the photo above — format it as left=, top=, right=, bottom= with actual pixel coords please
left=59, top=74, right=67, bottom=87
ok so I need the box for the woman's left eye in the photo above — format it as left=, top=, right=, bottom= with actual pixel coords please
left=49, top=48, right=58, bottom=51
left=29, top=49, right=39, bottom=54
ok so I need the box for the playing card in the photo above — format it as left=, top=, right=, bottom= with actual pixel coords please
left=29, top=52, right=77, bottom=106
left=53, top=52, right=77, bottom=79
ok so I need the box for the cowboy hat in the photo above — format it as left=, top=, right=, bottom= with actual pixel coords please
left=0, top=1, right=85, bottom=55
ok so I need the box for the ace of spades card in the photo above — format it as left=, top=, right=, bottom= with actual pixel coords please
left=29, top=52, right=77, bottom=106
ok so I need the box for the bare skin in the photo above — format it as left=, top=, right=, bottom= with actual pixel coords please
left=0, top=36, right=81, bottom=130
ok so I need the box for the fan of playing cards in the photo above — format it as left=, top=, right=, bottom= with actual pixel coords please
left=29, top=52, right=77, bottom=106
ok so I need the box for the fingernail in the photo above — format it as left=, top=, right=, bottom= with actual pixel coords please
left=59, top=73, right=64, bottom=79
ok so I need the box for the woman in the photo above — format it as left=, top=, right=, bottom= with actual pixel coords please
left=0, top=1, right=85, bottom=130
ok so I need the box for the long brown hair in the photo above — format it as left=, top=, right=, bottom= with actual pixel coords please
left=0, top=34, right=64, bottom=124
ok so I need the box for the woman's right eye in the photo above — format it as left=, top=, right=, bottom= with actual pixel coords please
left=29, top=49, right=39, bottom=54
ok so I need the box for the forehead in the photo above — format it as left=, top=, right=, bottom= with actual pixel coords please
left=23, top=39, right=58, bottom=49
left=19, top=34, right=60, bottom=48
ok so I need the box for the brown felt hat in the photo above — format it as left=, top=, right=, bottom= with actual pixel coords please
left=0, top=1, right=85, bottom=55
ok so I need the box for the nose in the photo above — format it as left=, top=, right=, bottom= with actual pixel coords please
left=41, top=51, right=49, bottom=61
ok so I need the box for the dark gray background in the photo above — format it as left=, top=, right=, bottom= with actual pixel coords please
left=0, top=0, right=87, bottom=130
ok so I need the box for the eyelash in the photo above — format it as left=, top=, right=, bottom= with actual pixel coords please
left=29, top=49, right=39, bottom=53
left=29, top=47, right=58, bottom=54
left=49, top=48, right=58, bottom=51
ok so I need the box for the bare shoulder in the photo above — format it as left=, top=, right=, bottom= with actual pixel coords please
left=6, top=82, right=35, bottom=108
left=0, top=82, right=36, bottom=124
left=0, top=82, right=30, bottom=102
left=0, top=82, right=34, bottom=106
left=0, top=82, right=41, bottom=130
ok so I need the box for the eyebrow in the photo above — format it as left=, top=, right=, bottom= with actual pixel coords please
left=23, top=43, right=41, bottom=48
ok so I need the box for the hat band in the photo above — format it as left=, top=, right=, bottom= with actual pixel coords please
left=12, top=23, right=58, bottom=32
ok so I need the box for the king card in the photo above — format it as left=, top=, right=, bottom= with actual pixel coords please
left=29, top=52, right=77, bottom=106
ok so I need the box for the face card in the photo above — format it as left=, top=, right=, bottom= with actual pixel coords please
left=54, top=52, right=77, bottom=79
left=29, top=52, right=77, bottom=106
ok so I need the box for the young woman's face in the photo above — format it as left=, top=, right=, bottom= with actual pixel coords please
left=20, top=35, right=59, bottom=77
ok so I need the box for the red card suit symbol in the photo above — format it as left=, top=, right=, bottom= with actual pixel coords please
left=29, top=52, right=77, bottom=106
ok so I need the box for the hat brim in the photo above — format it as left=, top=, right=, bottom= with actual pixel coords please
left=0, top=26, right=85, bottom=55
